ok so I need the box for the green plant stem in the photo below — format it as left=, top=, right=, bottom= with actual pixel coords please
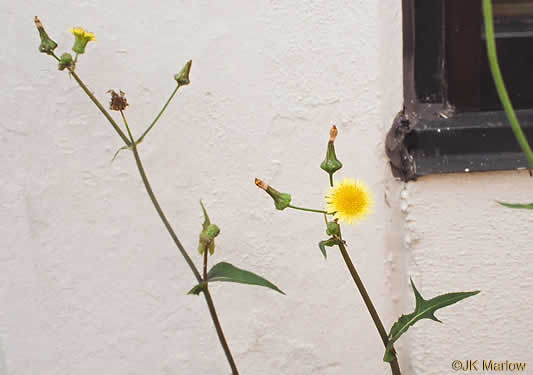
left=287, top=204, right=329, bottom=214
left=337, top=240, right=401, bottom=375
left=203, top=287, right=238, bottom=375
left=120, top=111, right=239, bottom=375
left=200, top=246, right=239, bottom=375
left=203, top=247, right=209, bottom=281
left=329, top=173, right=333, bottom=187
left=70, top=71, right=131, bottom=146
left=51, top=52, right=132, bottom=147
left=482, top=0, right=533, bottom=168
left=120, top=111, right=201, bottom=281
left=136, top=84, right=181, bottom=144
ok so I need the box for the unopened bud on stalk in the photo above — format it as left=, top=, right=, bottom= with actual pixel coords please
left=199, top=224, right=220, bottom=255
left=255, top=178, right=292, bottom=211
left=198, top=201, right=219, bottom=255
left=320, top=125, right=343, bottom=178
left=174, top=60, right=192, bottom=86
left=58, top=53, right=74, bottom=71
left=326, top=221, right=340, bottom=237
left=35, top=17, right=58, bottom=55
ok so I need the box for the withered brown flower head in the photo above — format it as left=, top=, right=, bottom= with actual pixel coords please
left=108, top=90, right=128, bottom=111
left=34, top=16, right=44, bottom=30
left=329, top=125, right=338, bottom=142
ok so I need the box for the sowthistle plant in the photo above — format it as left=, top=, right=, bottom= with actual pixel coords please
left=34, top=8, right=516, bottom=373
left=256, top=125, right=480, bottom=375
left=34, top=17, right=285, bottom=375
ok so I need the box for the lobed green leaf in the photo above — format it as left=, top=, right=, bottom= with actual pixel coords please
left=383, top=278, right=479, bottom=362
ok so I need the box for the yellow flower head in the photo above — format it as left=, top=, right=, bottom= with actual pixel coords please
left=325, top=178, right=373, bottom=224
left=69, top=27, right=95, bottom=54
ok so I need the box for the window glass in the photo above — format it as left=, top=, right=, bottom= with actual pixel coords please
left=480, top=0, right=533, bottom=110
left=494, top=0, right=533, bottom=17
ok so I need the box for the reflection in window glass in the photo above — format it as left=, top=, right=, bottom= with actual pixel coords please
left=480, top=0, right=533, bottom=110
left=494, top=0, right=533, bottom=17
left=492, top=0, right=533, bottom=35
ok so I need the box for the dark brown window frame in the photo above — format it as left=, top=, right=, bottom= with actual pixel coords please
left=387, top=0, right=533, bottom=181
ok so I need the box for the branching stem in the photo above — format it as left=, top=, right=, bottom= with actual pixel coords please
left=136, top=84, right=181, bottom=144
left=120, top=111, right=239, bottom=374
left=51, top=52, right=131, bottom=147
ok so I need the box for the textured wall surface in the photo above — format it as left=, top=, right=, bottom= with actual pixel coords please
left=2, top=1, right=530, bottom=375
left=403, top=172, right=533, bottom=375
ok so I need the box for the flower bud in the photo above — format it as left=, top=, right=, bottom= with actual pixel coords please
left=70, top=27, right=95, bottom=54
left=326, top=221, right=340, bottom=237
left=199, top=224, right=220, bottom=255
left=58, top=53, right=74, bottom=71
left=255, top=178, right=292, bottom=211
left=35, top=17, right=58, bottom=55
left=206, top=224, right=221, bottom=239
left=174, top=60, right=192, bottom=86
left=320, top=125, right=343, bottom=178
left=198, top=201, right=219, bottom=255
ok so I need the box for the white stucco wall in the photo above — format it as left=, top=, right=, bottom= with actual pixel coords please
left=403, top=171, right=533, bottom=375
left=2, top=1, right=531, bottom=375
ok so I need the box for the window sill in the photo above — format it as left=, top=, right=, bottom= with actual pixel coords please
left=386, top=109, right=533, bottom=181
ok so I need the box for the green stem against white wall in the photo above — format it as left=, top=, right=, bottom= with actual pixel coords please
left=136, top=84, right=181, bottom=144
left=482, top=0, right=533, bottom=168
left=120, top=110, right=240, bottom=375
left=337, top=239, right=402, bottom=375
left=287, top=204, right=329, bottom=214
left=50, top=53, right=133, bottom=147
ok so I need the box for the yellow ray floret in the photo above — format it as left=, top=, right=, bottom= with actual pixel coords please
left=69, top=27, right=96, bottom=41
left=325, top=178, right=373, bottom=224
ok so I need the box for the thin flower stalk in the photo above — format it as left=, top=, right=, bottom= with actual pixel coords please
left=256, top=125, right=401, bottom=375
left=36, top=19, right=239, bottom=372
left=337, top=238, right=401, bottom=375
left=136, top=84, right=181, bottom=144
left=120, top=110, right=239, bottom=374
